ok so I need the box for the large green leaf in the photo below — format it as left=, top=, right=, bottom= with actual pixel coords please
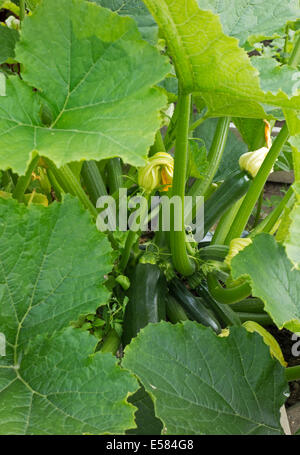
left=0, top=26, right=19, bottom=64
left=284, top=202, right=300, bottom=269
left=196, top=0, right=300, bottom=46
left=0, top=0, right=170, bottom=175
left=0, top=195, right=139, bottom=434
left=251, top=56, right=300, bottom=98
left=91, top=0, right=158, bottom=44
left=231, top=234, right=300, bottom=332
left=0, top=195, right=113, bottom=344
left=143, top=0, right=300, bottom=120
left=123, top=321, right=287, bottom=435
left=0, top=328, right=138, bottom=434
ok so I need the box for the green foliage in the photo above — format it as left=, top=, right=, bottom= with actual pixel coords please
left=123, top=321, right=287, bottom=435
left=143, top=0, right=300, bottom=123
left=196, top=0, right=300, bottom=46
left=0, top=196, right=139, bottom=434
left=0, top=0, right=170, bottom=175
left=0, top=0, right=299, bottom=435
left=0, top=26, right=19, bottom=64
left=231, top=234, right=300, bottom=332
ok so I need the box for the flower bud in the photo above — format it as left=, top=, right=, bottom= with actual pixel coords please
left=138, top=152, right=174, bottom=193
left=239, top=147, right=271, bottom=179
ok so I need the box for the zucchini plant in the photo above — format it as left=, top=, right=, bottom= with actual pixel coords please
left=0, top=0, right=300, bottom=435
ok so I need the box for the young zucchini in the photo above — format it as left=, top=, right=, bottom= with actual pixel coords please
left=196, top=283, right=241, bottom=328
left=166, top=294, right=189, bottom=323
left=122, top=263, right=167, bottom=346
left=168, top=278, right=222, bottom=334
left=204, top=170, right=250, bottom=234
left=198, top=244, right=229, bottom=262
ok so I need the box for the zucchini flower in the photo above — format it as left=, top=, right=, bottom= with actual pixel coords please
left=225, top=237, right=252, bottom=267
left=239, top=120, right=273, bottom=178
left=138, top=152, right=174, bottom=193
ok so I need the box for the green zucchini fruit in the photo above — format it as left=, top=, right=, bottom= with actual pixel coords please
left=196, top=283, right=241, bottom=328
left=168, top=278, right=222, bottom=334
left=122, top=263, right=167, bottom=346
left=230, top=298, right=265, bottom=314
left=198, top=244, right=229, bottom=262
left=166, top=294, right=189, bottom=323
left=204, top=170, right=250, bottom=233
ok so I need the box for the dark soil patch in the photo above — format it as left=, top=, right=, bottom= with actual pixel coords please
left=267, top=325, right=300, bottom=407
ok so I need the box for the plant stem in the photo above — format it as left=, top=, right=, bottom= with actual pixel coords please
left=170, top=91, right=195, bottom=276
left=211, top=196, right=245, bottom=245
left=119, top=230, right=137, bottom=272
left=107, top=158, right=123, bottom=195
left=119, top=195, right=150, bottom=272
left=44, top=159, right=98, bottom=218
left=235, top=312, right=273, bottom=325
left=189, top=114, right=208, bottom=132
left=81, top=161, right=107, bottom=205
left=252, top=189, right=264, bottom=229
left=19, top=0, right=26, bottom=22
left=250, top=186, right=295, bottom=237
left=226, top=124, right=289, bottom=243
left=289, top=34, right=300, bottom=68
left=13, top=154, right=39, bottom=202
left=207, top=273, right=251, bottom=305
left=188, top=117, right=230, bottom=199
left=285, top=365, right=300, bottom=382
left=292, top=145, right=300, bottom=182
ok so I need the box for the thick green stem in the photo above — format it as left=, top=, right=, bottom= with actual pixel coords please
left=226, top=124, right=289, bottom=243
left=44, top=159, right=98, bottom=218
left=235, top=312, right=273, bottom=325
left=250, top=186, right=295, bottom=237
left=170, top=91, right=195, bottom=276
left=13, top=154, right=39, bottom=202
left=289, top=34, right=300, bottom=68
left=292, top=145, right=300, bottom=182
left=189, top=114, right=208, bottom=132
left=119, top=195, right=150, bottom=272
left=19, top=0, right=26, bottom=22
left=119, top=230, right=137, bottom=272
left=252, top=189, right=264, bottom=229
left=207, top=273, right=252, bottom=305
left=285, top=365, right=300, bottom=382
left=107, top=158, right=123, bottom=195
left=188, top=117, right=231, bottom=199
left=211, top=196, right=245, bottom=245
left=81, top=161, right=107, bottom=205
